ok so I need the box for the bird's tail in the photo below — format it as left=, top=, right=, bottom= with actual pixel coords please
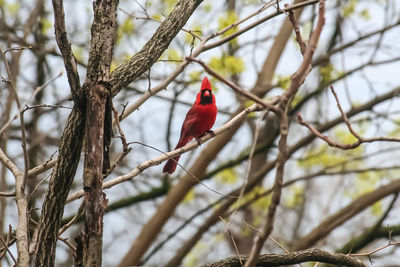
left=163, top=155, right=181, bottom=174
left=163, top=136, right=192, bottom=174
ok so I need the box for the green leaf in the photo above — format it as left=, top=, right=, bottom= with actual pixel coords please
left=71, top=45, right=84, bottom=62
left=6, top=1, right=19, bottom=15
left=120, top=18, right=135, bottom=34
left=166, top=48, right=182, bottom=64
left=183, top=188, right=195, bottom=203
left=188, top=70, right=202, bottom=83
left=298, top=128, right=364, bottom=171
left=110, top=61, right=117, bottom=72
left=343, top=0, right=358, bottom=18
left=40, top=18, right=52, bottom=35
left=152, top=13, right=162, bottom=21
left=275, top=74, right=291, bottom=90
left=245, top=100, right=256, bottom=118
left=218, top=11, right=239, bottom=44
left=209, top=54, right=245, bottom=77
left=285, top=185, right=304, bottom=208
left=359, top=8, right=371, bottom=20
left=203, top=3, right=212, bottom=12
left=319, top=63, right=342, bottom=84
left=216, top=168, right=238, bottom=184
left=116, top=18, right=135, bottom=45
left=163, top=0, right=178, bottom=14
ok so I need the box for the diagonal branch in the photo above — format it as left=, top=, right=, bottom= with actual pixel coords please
left=110, top=0, right=204, bottom=96
left=51, top=0, right=83, bottom=107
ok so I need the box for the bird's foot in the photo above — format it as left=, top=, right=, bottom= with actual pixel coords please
left=205, top=130, right=215, bottom=136
left=195, top=137, right=202, bottom=146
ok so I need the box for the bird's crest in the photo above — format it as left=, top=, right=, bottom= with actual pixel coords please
left=201, top=76, right=212, bottom=91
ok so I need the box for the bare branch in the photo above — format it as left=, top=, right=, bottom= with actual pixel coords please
left=202, top=248, right=366, bottom=267
left=0, top=47, right=30, bottom=267
left=0, top=191, right=15, bottom=197
left=51, top=0, right=83, bottom=107
left=0, top=148, right=21, bottom=177
left=297, top=86, right=400, bottom=150
left=0, top=235, right=16, bottom=265
left=0, top=71, right=63, bottom=136
left=288, top=6, right=307, bottom=55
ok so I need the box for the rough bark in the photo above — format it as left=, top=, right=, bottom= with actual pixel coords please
left=202, top=248, right=366, bottom=267
left=75, top=82, right=110, bottom=267
left=74, top=0, right=118, bottom=266
left=34, top=108, right=85, bottom=266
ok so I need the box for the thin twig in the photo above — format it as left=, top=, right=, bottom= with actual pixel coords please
left=0, top=191, right=16, bottom=197
left=0, top=47, right=30, bottom=266
left=351, top=241, right=400, bottom=257
left=114, top=0, right=316, bottom=124
left=287, top=5, right=307, bottom=55
left=0, top=71, right=63, bottom=136
left=58, top=237, right=76, bottom=257
left=128, top=141, right=238, bottom=199
left=219, top=217, right=243, bottom=266
left=58, top=201, right=84, bottom=236
left=0, top=235, right=17, bottom=264
left=297, top=86, right=400, bottom=150
left=186, top=56, right=279, bottom=113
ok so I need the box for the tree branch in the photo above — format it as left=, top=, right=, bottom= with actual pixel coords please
left=109, top=0, right=204, bottom=96
left=74, top=0, right=118, bottom=264
left=202, top=248, right=366, bottom=267
left=51, top=0, right=83, bottom=107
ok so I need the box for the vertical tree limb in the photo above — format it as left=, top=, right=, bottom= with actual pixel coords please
left=32, top=0, right=85, bottom=265
left=0, top=48, right=30, bottom=267
left=74, top=0, right=118, bottom=266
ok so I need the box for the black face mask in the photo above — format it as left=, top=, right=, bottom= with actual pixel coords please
left=200, top=89, right=213, bottom=105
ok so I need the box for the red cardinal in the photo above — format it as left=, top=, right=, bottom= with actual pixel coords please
left=163, top=76, right=217, bottom=174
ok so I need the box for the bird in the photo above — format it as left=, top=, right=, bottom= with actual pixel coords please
left=163, top=76, right=217, bottom=174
